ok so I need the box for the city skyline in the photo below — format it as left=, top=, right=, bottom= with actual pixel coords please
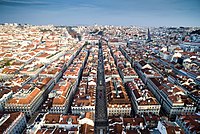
left=0, top=16, right=200, bottom=134
left=0, top=0, right=200, bottom=27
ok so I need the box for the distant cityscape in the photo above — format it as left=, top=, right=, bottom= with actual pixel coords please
left=0, top=23, right=200, bottom=134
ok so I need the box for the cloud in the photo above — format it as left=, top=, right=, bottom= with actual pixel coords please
left=68, top=3, right=100, bottom=11
left=0, top=0, right=49, bottom=6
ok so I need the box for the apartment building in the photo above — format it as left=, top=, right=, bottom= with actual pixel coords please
left=0, top=112, right=27, bottom=134
left=127, top=78, right=161, bottom=115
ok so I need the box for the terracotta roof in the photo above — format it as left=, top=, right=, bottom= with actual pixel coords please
left=166, top=125, right=184, bottom=134
left=80, top=123, right=94, bottom=134
left=106, top=80, right=131, bottom=107
left=123, top=117, right=145, bottom=126
left=60, top=115, right=79, bottom=124
left=7, top=87, right=40, bottom=105
left=44, top=113, right=79, bottom=125
left=110, top=124, right=123, bottom=134
left=52, top=96, right=65, bottom=105
left=44, top=114, right=60, bottom=124
left=0, top=89, right=11, bottom=98
left=0, top=112, right=24, bottom=133
left=179, top=114, right=200, bottom=133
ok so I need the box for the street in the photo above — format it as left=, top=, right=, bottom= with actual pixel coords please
left=94, top=40, right=108, bottom=134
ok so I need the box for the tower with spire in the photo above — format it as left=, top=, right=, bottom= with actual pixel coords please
left=146, top=28, right=152, bottom=43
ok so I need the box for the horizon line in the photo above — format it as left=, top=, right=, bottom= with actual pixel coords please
left=1, top=22, right=200, bottom=28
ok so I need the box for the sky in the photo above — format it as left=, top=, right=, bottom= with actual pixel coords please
left=0, top=0, right=200, bottom=27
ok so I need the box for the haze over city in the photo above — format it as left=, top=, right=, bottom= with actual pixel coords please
left=0, top=0, right=200, bottom=26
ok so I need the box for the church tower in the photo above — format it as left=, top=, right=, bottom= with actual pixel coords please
left=146, top=28, right=152, bottom=43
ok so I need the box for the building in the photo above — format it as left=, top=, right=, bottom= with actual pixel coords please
left=79, top=112, right=95, bottom=134
left=0, top=112, right=27, bottom=134
left=71, top=77, right=96, bottom=114
left=27, top=112, right=94, bottom=134
left=157, top=120, right=184, bottom=134
left=111, top=46, right=138, bottom=83
left=5, top=85, right=43, bottom=117
left=146, top=28, right=153, bottom=43
left=119, top=67, right=138, bottom=83
left=104, top=54, right=120, bottom=79
left=35, top=51, right=65, bottom=64
left=34, top=113, right=80, bottom=134
left=102, top=43, right=132, bottom=116
left=147, top=78, right=197, bottom=118
left=176, top=114, right=200, bottom=134
left=49, top=48, right=89, bottom=114
left=106, top=78, right=131, bottom=116
left=180, top=42, right=200, bottom=52
left=49, top=78, right=75, bottom=114
left=127, top=78, right=161, bottom=115
left=109, top=115, right=158, bottom=134
left=0, top=89, right=13, bottom=111
left=71, top=46, right=98, bottom=115
left=135, top=60, right=162, bottom=84
left=20, top=59, right=46, bottom=78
